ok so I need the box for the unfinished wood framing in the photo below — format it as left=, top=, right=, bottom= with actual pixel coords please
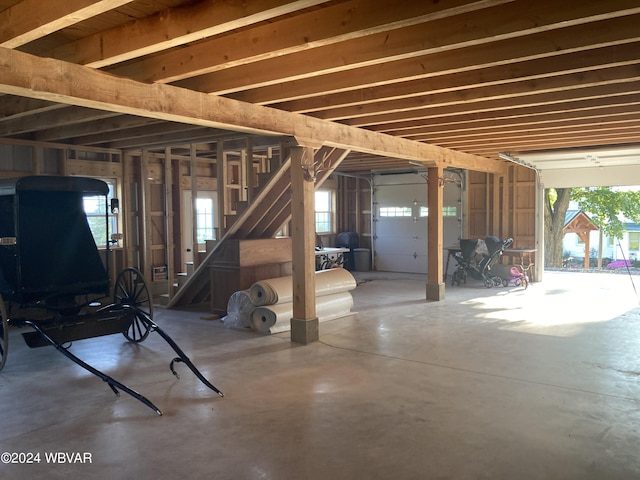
left=290, top=145, right=318, bottom=344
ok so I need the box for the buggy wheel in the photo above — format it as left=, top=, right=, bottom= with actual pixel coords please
left=0, top=295, right=8, bottom=371
left=483, top=278, right=493, bottom=288
left=502, top=279, right=508, bottom=287
left=114, top=268, right=154, bottom=343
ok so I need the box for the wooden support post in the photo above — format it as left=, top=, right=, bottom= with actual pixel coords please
left=493, top=173, right=501, bottom=236
left=426, top=166, right=445, bottom=301
left=216, top=140, right=226, bottom=236
left=140, top=150, right=151, bottom=282
left=164, top=147, right=174, bottom=299
left=245, top=137, right=254, bottom=203
left=190, top=144, right=199, bottom=269
left=290, top=145, right=318, bottom=344
left=122, top=151, right=132, bottom=268
left=583, top=232, right=590, bottom=270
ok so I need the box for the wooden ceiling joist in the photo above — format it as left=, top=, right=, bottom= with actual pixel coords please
left=0, top=0, right=638, bottom=166
left=0, top=46, right=503, bottom=173
left=0, top=0, right=134, bottom=48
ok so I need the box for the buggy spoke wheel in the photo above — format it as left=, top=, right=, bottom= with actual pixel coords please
left=114, top=268, right=153, bottom=343
left=0, top=295, right=8, bottom=371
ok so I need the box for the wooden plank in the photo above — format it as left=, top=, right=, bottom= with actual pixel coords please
left=230, top=14, right=640, bottom=105
left=276, top=48, right=640, bottom=116
left=0, top=0, right=134, bottom=48
left=0, top=46, right=501, bottom=173
left=49, top=0, right=327, bottom=68
left=238, top=238, right=292, bottom=267
left=66, top=159, right=122, bottom=177
left=180, top=0, right=640, bottom=95
left=110, top=0, right=508, bottom=84
left=0, top=106, right=119, bottom=136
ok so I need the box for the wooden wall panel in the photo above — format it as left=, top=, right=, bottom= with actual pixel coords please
left=467, top=166, right=536, bottom=248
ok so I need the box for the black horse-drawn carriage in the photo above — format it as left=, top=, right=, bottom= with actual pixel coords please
left=0, top=176, right=222, bottom=415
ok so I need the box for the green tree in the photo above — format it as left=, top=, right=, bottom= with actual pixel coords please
left=544, top=188, right=572, bottom=268
left=571, top=187, right=640, bottom=267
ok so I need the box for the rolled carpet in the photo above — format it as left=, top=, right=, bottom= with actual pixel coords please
left=250, top=291, right=354, bottom=334
left=249, top=268, right=356, bottom=306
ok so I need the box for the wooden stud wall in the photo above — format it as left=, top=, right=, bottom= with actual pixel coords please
left=467, top=165, right=537, bottom=248
left=337, top=175, right=371, bottom=250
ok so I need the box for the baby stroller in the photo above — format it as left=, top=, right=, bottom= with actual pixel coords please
left=451, top=236, right=513, bottom=288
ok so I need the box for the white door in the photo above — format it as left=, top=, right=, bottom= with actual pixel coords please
left=181, top=190, right=218, bottom=269
left=373, top=172, right=461, bottom=274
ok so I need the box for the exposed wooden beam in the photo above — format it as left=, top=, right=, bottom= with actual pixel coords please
left=0, top=106, right=119, bottom=136
left=35, top=115, right=164, bottom=142
left=340, top=74, right=640, bottom=129
left=229, top=14, right=640, bottom=105
left=438, top=125, right=640, bottom=154
left=431, top=118, right=640, bottom=145
left=298, top=44, right=640, bottom=120
left=72, top=121, right=205, bottom=146
left=0, top=46, right=503, bottom=173
left=381, top=100, right=640, bottom=137
left=354, top=82, right=640, bottom=133
left=0, top=96, right=64, bottom=120
left=48, top=0, right=327, bottom=68
left=175, top=0, right=640, bottom=94
left=0, top=0, right=134, bottom=48
left=106, top=128, right=228, bottom=150
left=109, top=0, right=509, bottom=84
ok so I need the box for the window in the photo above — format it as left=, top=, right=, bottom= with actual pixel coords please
left=83, top=180, right=117, bottom=247
left=419, top=206, right=456, bottom=217
left=443, top=206, right=457, bottom=216
left=379, top=206, right=412, bottom=217
left=195, top=197, right=215, bottom=243
left=629, top=232, right=640, bottom=251
left=315, top=190, right=333, bottom=233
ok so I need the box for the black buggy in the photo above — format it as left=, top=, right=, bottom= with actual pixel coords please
left=0, top=176, right=222, bottom=415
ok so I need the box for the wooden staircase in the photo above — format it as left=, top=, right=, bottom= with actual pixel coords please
left=166, top=146, right=350, bottom=309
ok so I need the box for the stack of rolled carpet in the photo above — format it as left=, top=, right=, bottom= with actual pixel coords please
left=222, top=268, right=357, bottom=334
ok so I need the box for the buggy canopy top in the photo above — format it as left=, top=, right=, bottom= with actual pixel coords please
left=0, top=176, right=111, bottom=304
left=0, top=176, right=108, bottom=197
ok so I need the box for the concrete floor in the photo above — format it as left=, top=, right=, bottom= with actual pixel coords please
left=1, top=270, right=640, bottom=479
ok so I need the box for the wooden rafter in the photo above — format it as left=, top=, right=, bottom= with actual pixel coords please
left=0, top=46, right=503, bottom=173
left=0, top=0, right=134, bottom=48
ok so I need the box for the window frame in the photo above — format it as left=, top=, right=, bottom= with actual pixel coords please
left=83, top=178, right=118, bottom=248
left=314, top=189, right=335, bottom=234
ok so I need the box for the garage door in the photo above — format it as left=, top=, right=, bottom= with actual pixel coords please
left=373, top=172, right=461, bottom=274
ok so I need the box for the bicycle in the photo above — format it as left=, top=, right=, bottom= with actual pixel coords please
left=506, top=263, right=533, bottom=289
